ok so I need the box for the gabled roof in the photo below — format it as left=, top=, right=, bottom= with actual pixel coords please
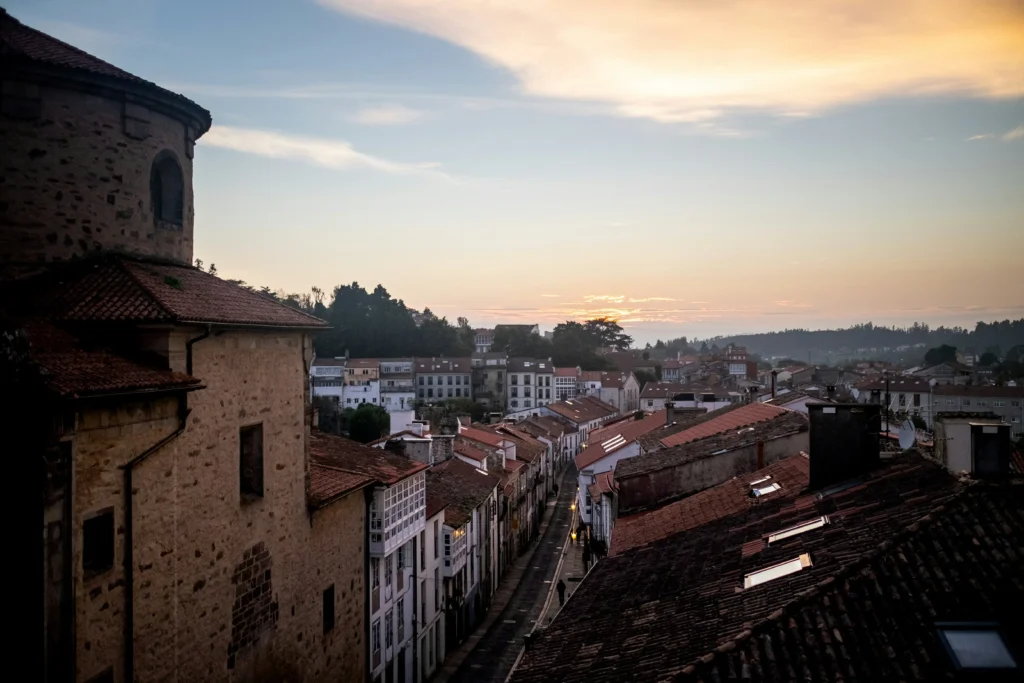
left=587, top=471, right=618, bottom=501
left=576, top=410, right=670, bottom=469
left=546, top=397, right=618, bottom=425
left=618, top=410, right=809, bottom=481
left=345, top=358, right=380, bottom=369
left=497, top=426, right=545, bottom=463
left=635, top=408, right=709, bottom=452
left=762, top=390, right=820, bottom=407
left=426, top=458, right=500, bottom=528
left=659, top=401, right=787, bottom=448
left=0, top=9, right=211, bottom=133
left=611, top=453, right=810, bottom=555
left=311, top=357, right=347, bottom=367
left=554, top=367, right=580, bottom=377
left=39, top=257, right=327, bottom=329
left=459, top=425, right=504, bottom=449
left=308, top=464, right=374, bottom=509
left=310, top=431, right=427, bottom=486
left=511, top=453, right=970, bottom=683
left=453, top=438, right=489, bottom=464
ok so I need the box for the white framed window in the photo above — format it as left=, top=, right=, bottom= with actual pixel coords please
left=744, top=553, right=812, bottom=589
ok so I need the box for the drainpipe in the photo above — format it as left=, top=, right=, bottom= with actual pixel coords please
left=121, top=326, right=209, bottom=682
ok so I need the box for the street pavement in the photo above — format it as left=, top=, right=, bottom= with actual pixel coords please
left=437, top=464, right=579, bottom=683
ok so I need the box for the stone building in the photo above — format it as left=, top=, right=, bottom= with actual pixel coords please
left=2, top=11, right=368, bottom=683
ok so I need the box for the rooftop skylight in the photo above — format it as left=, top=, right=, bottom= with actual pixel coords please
left=767, top=516, right=829, bottom=544
left=938, top=624, right=1017, bottom=670
left=748, top=475, right=772, bottom=486
left=751, top=482, right=782, bottom=497
left=743, top=553, right=812, bottom=589
left=601, top=434, right=627, bottom=452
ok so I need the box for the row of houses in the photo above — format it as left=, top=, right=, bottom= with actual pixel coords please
left=851, top=377, right=1023, bottom=433
left=310, top=354, right=642, bottom=416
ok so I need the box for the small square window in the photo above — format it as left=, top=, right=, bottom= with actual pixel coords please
left=83, top=508, right=114, bottom=575
left=323, top=585, right=335, bottom=634
left=938, top=624, right=1016, bottom=670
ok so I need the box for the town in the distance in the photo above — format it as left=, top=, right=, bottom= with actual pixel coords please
left=3, top=8, right=1022, bottom=683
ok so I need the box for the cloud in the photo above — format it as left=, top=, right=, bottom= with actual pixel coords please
left=350, top=104, right=428, bottom=125
left=201, top=125, right=449, bottom=179
left=319, top=0, right=1024, bottom=126
left=967, top=133, right=995, bottom=141
left=1004, top=124, right=1024, bottom=141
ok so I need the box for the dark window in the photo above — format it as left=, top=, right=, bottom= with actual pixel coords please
left=448, top=376, right=453, bottom=385
left=150, top=152, right=184, bottom=227
left=240, top=424, right=264, bottom=498
left=323, top=585, right=335, bottom=634
left=419, top=377, right=424, bottom=386
left=83, top=509, right=114, bottom=575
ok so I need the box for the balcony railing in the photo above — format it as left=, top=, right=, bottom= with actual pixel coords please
left=381, top=384, right=415, bottom=393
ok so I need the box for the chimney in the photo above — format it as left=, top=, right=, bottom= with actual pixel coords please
left=665, top=401, right=675, bottom=426
left=756, top=439, right=764, bottom=469
left=771, top=370, right=777, bottom=398
left=826, top=384, right=836, bottom=401
left=808, top=403, right=881, bottom=490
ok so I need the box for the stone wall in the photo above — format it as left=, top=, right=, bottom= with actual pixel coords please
left=71, top=329, right=366, bottom=682
left=616, top=431, right=809, bottom=515
left=0, top=80, right=197, bottom=267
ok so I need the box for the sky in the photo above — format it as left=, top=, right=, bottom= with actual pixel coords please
left=10, top=0, right=1024, bottom=343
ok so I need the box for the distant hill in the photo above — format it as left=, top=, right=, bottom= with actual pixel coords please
left=691, top=320, right=1024, bottom=364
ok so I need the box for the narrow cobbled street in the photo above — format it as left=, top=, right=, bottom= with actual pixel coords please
left=440, top=464, right=579, bottom=683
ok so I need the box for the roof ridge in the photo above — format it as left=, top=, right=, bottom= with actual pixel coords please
left=118, top=259, right=176, bottom=320
left=674, top=473, right=969, bottom=679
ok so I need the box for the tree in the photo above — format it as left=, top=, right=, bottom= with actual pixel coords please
left=583, top=317, right=632, bottom=350
left=492, top=326, right=552, bottom=357
left=634, top=370, right=657, bottom=390
left=924, top=344, right=958, bottom=366
left=348, top=404, right=390, bottom=443
left=979, top=351, right=999, bottom=367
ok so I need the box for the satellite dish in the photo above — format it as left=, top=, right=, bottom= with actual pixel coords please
left=897, top=420, right=917, bottom=450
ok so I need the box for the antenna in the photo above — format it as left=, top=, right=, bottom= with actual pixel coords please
left=897, top=420, right=917, bottom=450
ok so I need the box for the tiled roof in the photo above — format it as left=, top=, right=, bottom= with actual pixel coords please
left=25, top=322, right=203, bottom=399
left=308, top=463, right=374, bottom=509
left=933, top=384, right=1024, bottom=398
left=504, top=459, right=524, bottom=472
left=619, top=410, right=809, bottom=481
left=635, top=408, right=710, bottom=452
left=311, top=357, right=347, bottom=367
left=345, top=358, right=380, bottom=369
left=497, top=426, right=545, bottom=463
left=453, top=438, right=489, bottom=463
left=310, top=431, right=427, bottom=486
left=41, top=257, right=327, bottom=329
left=512, top=453, right=970, bottom=683
left=659, top=402, right=787, bottom=448
left=576, top=410, right=670, bottom=469
left=459, top=425, right=504, bottom=448
left=425, top=492, right=448, bottom=520
left=855, top=376, right=932, bottom=392
left=639, top=382, right=691, bottom=399
left=427, top=458, right=500, bottom=528
left=683, top=486, right=1024, bottom=681
left=611, top=454, right=810, bottom=555
left=414, top=357, right=471, bottom=373
left=587, top=471, right=618, bottom=501
left=508, top=357, right=554, bottom=373
left=546, top=396, right=618, bottom=425
left=554, top=367, right=580, bottom=377
left=763, top=390, right=817, bottom=406
left=521, top=415, right=566, bottom=439
left=0, top=9, right=210, bottom=131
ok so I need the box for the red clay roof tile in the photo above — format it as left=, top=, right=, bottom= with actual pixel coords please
left=659, top=401, right=787, bottom=448
left=310, top=431, right=427, bottom=486
left=308, top=464, right=374, bottom=509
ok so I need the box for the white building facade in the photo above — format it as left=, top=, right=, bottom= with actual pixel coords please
left=507, top=358, right=556, bottom=411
